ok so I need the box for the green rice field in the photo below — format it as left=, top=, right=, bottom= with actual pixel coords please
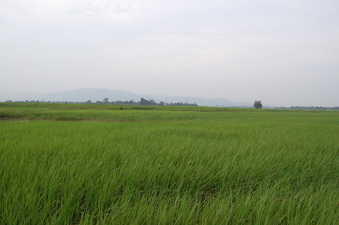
left=0, top=103, right=338, bottom=224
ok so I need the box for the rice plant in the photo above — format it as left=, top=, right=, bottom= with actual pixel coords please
left=0, top=103, right=338, bottom=224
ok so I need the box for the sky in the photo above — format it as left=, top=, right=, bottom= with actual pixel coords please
left=1, top=0, right=338, bottom=106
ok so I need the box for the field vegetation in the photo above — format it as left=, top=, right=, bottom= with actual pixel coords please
left=0, top=103, right=338, bottom=224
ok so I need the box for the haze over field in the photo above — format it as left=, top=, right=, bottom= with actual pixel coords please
left=1, top=0, right=338, bottom=107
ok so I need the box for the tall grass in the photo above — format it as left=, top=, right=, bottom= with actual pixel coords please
left=0, top=103, right=338, bottom=224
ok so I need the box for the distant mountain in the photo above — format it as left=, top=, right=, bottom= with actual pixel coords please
left=43, top=89, right=140, bottom=102
left=0, top=88, right=251, bottom=107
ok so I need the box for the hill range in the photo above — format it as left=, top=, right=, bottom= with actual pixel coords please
left=0, top=88, right=252, bottom=107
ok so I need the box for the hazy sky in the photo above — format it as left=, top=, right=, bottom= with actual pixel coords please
left=1, top=0, right=338, bottom=106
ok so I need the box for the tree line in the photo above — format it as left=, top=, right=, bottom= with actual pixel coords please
left=5, top=98, right=198, bottom=107
left=94, top=98, right=198, bottom=106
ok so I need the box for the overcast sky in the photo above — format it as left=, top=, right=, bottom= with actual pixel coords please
left=1, top=0, right=338, bottom=106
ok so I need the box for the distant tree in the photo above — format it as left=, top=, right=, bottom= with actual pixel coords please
left=103, top=98, right=109, bottom=104
left=140, top=98, right=151, bottom=105
left=86, top=100, right=92, bottom=104
left=149, top=99, right=156, bottom=105
left=254, top=100, right=262, bottom=109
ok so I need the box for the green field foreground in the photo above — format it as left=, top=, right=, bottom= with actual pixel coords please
left=0, top=103, right=338, bottom=224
